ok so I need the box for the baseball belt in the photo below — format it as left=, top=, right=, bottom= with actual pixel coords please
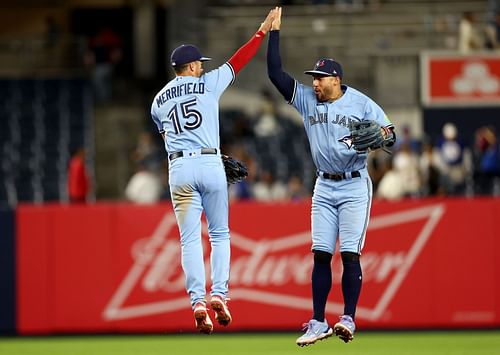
left=317, top=170, right=361, bottom=181
left=169, top=148, right=218, bottom=161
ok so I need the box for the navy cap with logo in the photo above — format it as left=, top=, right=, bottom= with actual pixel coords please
left=170, top=44, right=211, bottom=67
left=304, top=58, right=343, bottom=78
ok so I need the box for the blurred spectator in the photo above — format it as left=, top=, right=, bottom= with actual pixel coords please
left=84, top=26, right=123, bottom=103
left=393, top=124, right=420, bottom=153
left=254, top=89, right=280, bottom=138
left=377, top=142, right=421, bottom=200
left=458, top=11, right=484, bottom=53
left=376, top=158, right=405, bottom=200
left=473, top=126, right=500, bottom=195
left=433, top=14, right=461, bottom=50
left=395, top=142, right=421, bottom=195
left=419, top=138, right=445, bottom=196
left=485, top=12, right=500, bottom=50
left=435, top=122, right=473, bottom=195
left=131, top=131, right=164, bottom=175
left=229, top=178, right=253, bottom=201
left=67, top=147, right=90, bottom=203
left=252, top=169, right=287, bottom=201
left=394, top=142, right=421, bottom=191
left=367, top=148, right=392, bottom=193
left=127, top=131, right=165, bottom=202
left=125, top=163, right=163, bottom=204
left=286, top=175, right=309, bottom=201
left=227, top=144, right=257, bottom=201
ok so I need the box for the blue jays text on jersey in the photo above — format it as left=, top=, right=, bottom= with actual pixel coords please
left=308, top=113, right=359, bottom=128
left=292, top=83, right=394, bottom=174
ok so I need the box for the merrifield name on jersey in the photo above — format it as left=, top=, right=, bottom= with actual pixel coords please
left=156, top=82, right=205, bottom=107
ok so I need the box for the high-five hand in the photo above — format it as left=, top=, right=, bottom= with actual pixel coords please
left=271, top=6, right=282, bottom=31
left=259, top=6, right=279, bottom=34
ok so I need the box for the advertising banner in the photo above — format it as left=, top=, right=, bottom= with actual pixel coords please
left=421, top=52, right=500, bottom=106
left=16, top=199, right=500, bottom=334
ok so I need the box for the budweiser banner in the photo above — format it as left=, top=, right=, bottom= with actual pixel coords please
left=16, top=199, right=500, bottom=334
left=420, top=51, right=500, bottom=106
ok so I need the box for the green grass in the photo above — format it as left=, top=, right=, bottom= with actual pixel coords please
left=1, top=331, right=500, bottom=355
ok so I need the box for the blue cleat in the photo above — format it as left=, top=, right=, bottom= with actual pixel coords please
left=333, top=315, right=355, bottom=343
left=296, top=319, right=333, bottom=347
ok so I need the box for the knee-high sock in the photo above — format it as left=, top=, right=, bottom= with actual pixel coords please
left=312, top=251, right=332, bottom=322
left=341, top=252, right=362, bottom=319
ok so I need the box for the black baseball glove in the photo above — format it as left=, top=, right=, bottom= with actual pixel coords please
left=222, top=155, right=248, bottom=184
left=348, top=120, right=390, bottom=154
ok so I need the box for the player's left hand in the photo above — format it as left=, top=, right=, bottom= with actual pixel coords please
left=259, top=7, right=279, bottom=34
left=348, top=120, right=388, bottom=154
left=221, top=155, right=248, bottom=184
left=271, top=7, right=282, bottom=31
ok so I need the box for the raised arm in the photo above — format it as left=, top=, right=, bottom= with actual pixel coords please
left=227, top=7, right=277, bottom=74
left=266, top=7, right=295, bottom=103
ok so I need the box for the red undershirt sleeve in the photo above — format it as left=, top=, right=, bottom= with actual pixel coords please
left=227, top=31, right=266, bottom=74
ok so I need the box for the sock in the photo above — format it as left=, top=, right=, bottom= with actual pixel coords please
left=312, top=253, right=332, bottom=322
left=341, top=256, right=362, bottom=319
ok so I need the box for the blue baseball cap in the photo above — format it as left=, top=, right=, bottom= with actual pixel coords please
left=170, top=44, right=211, bottom=67
left=304, top=58, right=343, bottom=78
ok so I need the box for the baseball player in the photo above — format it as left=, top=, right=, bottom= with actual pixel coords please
left=150, top=8, right=278, bottom=335
left=266, top=8, right=395, bottom=346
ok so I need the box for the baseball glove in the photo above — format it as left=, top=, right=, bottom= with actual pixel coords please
left=222, top=155, right=248, bottom=184
left=348, top=120, right=388, bottom=154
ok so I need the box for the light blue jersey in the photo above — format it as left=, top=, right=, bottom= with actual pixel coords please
left=155, top=14, right=272, bottom=331
left=150, top=62, right=235, bottom=310
left=292, top=83, right=393, bottom=174
left=268, top=27, right=397, bottom=335
left=289, top=81, right=394, bottom=254
left=151, top=63, right=235, bottom=154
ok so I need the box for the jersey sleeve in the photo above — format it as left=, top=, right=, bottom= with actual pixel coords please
left=267, top=30, right=296, bottom=102
left=364, top=99, right=393, bottom=129
left=365, top=99, right=396, bottom=146
left=150, top=104, right=164, bottom=134
left=227, top=30, right=266, bottom=74
left=291, top=82, right=315, bottom=123
left=202, top=63, right=235, bottom=100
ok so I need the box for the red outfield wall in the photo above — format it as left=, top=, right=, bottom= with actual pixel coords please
left=16, top=198, right=500, bottom=334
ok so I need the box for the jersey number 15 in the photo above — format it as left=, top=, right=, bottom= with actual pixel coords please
left=167, top=98, right=203, bottom=134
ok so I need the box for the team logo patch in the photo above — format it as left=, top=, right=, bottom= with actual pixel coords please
left=316, top=60, right=325, bottom=69
left=338, top=135, right=353, bottom=149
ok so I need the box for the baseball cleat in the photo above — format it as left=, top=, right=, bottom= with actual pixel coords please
left=333, top=315, right=355, bottom=343
left=296, top=319, right=333, bottom=347
left=193, top=302, right=213, bottom=335
left=210, top=296, right=232, bottom=326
